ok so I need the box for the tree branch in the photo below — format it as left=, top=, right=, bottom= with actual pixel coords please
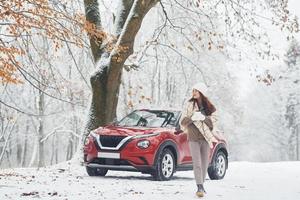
left=84, top=0, right=103, bottom=62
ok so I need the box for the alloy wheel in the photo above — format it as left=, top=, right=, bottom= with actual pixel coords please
left=161, top=153, right=174, bottom=178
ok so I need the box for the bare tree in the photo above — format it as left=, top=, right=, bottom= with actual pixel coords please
left=83, top=0, right=160, bottom=136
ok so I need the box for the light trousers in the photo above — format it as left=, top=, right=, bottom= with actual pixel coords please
left=189, top=140, right=210, bottom=185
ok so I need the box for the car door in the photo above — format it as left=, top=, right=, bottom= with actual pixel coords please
left=172, top=112, right=192, bottom=164
left=176, top=129, right=192, bottom=163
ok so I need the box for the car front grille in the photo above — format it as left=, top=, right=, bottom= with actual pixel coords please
left=99, top=135, right=128, bottom=148
left=91, top=158, right=130, bottom=165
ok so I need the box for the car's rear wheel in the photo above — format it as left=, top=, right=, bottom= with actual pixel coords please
left=208, top=150, right=227, bottom=180
left=152, top=148, right=175, bottom=181
left=86, top=166, right=108, bottom=176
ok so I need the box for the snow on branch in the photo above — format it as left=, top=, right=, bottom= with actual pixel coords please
left=109, top=0, right=139, bottom=58
left=40, top=122, right=80, bottom=143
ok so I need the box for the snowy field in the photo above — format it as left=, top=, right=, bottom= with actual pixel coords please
left=1, top=161, right=300, bottom=200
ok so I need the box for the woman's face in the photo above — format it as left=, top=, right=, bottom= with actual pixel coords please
left=192, top=89, right=201, bottom=99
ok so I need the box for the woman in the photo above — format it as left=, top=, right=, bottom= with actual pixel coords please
left=180, top=82, right=218, bottom=198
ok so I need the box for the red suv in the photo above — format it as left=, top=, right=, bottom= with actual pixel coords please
left=83, top=109, right=228, bottom=181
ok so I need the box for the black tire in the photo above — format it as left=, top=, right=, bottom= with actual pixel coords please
left=208, top=150, right=227, bottom=180
left=86, top=166, right=108, bottom=176
left=152, top=148, right=175, bottom=181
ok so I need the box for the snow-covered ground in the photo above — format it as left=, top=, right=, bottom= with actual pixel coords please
left=1, top=161, right=300, bottom=200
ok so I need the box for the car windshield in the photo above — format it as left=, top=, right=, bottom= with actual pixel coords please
left=117, top=110, right=177, bottom=128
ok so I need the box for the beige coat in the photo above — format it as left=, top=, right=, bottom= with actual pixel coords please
left=180, top=100, right=218, bottom=148
left=181, top=117, right=205, bottom=141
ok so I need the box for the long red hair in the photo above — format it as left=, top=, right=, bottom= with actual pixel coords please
left=189, top=92, right=216, bottom=116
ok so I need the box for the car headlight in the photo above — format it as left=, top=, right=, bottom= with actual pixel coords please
left=84, top=130, right=98, bottom=146
left=90, top=130, right=98, bottom=138
left=137, top=140, right=150, bottom=149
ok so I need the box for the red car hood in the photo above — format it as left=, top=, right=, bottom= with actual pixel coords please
left=93, top=125, right=166, bottom=136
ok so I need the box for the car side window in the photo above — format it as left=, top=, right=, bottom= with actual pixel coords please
left=167, top=112, right=180, bottom=127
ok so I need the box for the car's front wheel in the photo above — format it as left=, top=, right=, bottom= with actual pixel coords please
left=208, top=150, right=227, bottom=180
left=152, top=148, right=175, bottom=181
left=86, top=166, right=108, bottom=176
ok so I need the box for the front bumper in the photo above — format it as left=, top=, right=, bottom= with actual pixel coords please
left=83, top=157, right=155, bottom=173
left=85, top=162, right=137, bottom=171
left=83, top=135, right=160, bottom=173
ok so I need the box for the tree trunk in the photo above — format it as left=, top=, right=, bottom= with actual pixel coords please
left=85, top=64, right=122, bottom=132
left=37, top=88, right=45, bottom=168
left=29, top=134, right=38, bottom=167
left=21, top=119, right=29, bottom=167
left=6, top=150, right=11, bottom=168
left=16, top=124, right=22, bottom=166
left=83, top=0, right=159, bottom=137
left=0, top=131, right=12, bottom=166
left=55, top=134, right=58, bottom=164
left=51, top=132, right=56, bottom=165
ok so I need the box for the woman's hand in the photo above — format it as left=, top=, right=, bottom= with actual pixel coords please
left=191, top=111, right=205, bottom=121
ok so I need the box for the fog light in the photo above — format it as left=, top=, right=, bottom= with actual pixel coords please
left=137, top=140, right=150, bottom=149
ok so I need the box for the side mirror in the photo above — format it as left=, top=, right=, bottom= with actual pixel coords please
left=174, top=126, right=183, bottom=135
